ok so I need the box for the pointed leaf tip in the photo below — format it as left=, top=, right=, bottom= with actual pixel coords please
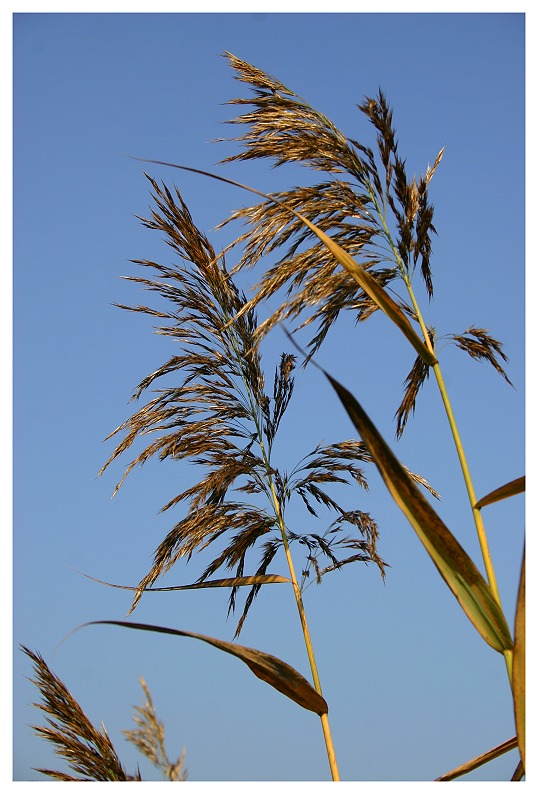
left=475, top=476, right=525, bottom=510
left=323, top=372, right=513, bottom=654
left=435, top=736, right=518, bottom=781
left=76, top=571, right=290, bottom=592
left=78, top=620, right=328, bottom=716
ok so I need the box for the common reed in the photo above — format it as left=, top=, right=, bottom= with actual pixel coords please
left=98, top=173, right=394, bottom=636
left=123, top=677, right=187, bottom=781
left=23, top=646, right=141, bottom=781
left=24, top=647, right=186, bottom=781
left=211, top=52, right=524, bottom=778
left=24, top=52, right=524, bottom=781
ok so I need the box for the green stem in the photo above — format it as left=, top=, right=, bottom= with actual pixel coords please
left=370, top=186, right=502, bottom=598
left=403, top=278, right=502, bottom=604
left=403, top=276, right=513, bottom=687
left=369, top=187, right=512, bottom=680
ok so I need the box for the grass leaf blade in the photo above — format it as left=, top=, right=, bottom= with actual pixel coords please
left=512, top=547, right=525, bottom=770
left=75, top=571, right=290, bottom=592
left=435, top=736, right=518, bottom=781
left=77, top=620, right=328, bottom=716
left=474, top=476, right=525, bottom=510
left=322, top=372, right=513, bottom=653
left=300, top=225, right=438, bottom=367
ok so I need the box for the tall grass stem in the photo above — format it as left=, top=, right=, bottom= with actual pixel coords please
left=403, top=277, right=514, bottom=686
left=371, top=188, right=503, bottom=605
left=227, top=311, right=341, bottom=780
left=403, top=280, right=502, bottom=600
left=268, top=478, right=340, bottom=780
left=372, top=192, right=513, bottom=682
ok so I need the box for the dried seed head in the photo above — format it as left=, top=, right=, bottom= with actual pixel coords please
left=23, top=647, right=139, bottom=781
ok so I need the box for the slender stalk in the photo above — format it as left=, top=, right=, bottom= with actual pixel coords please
left=406, top=284, right=513, bottom=686
left=403, top=278, right=503, bottom=601
left=388, top=242, right=513, bottom=686
left=368, top=185, right=514, bottom=683
left=228, top=321, right=340, bottom=780
left=267, top=477, right=340, bottom=781
left=370, top=187, right=503, bottom=603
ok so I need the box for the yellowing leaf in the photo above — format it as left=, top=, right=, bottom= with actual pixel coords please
left=78, top=620, right=328, bottom=716
left=474, top=476, right=525, bottom=510
left=75, top=570, right=290, bottom=592
left=324, top=373, right=513, bottom=654
left=512, top=548, right=525, bottom=770
left=292, top=219, right=437, bottom=367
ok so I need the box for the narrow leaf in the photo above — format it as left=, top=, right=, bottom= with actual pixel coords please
left=75, top=570, right=289, bottom=592
left=474, top=476, right=525, bottom=509
left=131, top=158, right=437, bottom=367
left=77, top=620, right=328, bottom=716
left=323, top=372, right=513, bottom=653
left=512, top=548, right=525, bottom=770
left=435, top=736, right=518, bottom=781
left=318, top=233, right=437, bottom=366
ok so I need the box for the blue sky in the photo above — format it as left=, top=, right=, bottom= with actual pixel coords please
left=11, top=6, right=526, bottom=787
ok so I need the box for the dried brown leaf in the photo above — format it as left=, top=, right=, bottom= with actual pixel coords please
left=79, top=621, right=328, bottom=716
left=474, top=476, right=525, bottom=510
left=435, top=736, right=518, bottom=781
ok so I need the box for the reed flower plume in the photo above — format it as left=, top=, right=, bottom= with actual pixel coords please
left=23, top=648, right=186, bottom=781
left=217, top=53, right=511, bottom=436
left=23, top=646, right=141, bottom=781
left=218, top=54, right=438, bottom=356
left=123, top=676, right=187, bottom=781
left=100, top=175, right=398, bottom=635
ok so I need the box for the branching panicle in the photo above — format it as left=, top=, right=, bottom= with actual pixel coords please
left=450, top=327, right=513, bottom=386
left=395, top=327, right=436, bottom=439
left=221, top=53, right=366, bottom=179
left=123, top=677, right=187, bottom=781
left=100, top=170, right=405, bottom=631
left=264, top=353, right=296, bottom=449
left=23, top=647, right=140, bottom=781
left=216, top=54, right=444, bottom=370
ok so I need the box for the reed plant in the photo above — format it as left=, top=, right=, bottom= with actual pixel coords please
left=24, top=52, right=524, bottom=781
left=23, top=647, right=186, bottom=781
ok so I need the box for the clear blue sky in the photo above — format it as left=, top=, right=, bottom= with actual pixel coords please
left=12, top=8, right=525, bottom=786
